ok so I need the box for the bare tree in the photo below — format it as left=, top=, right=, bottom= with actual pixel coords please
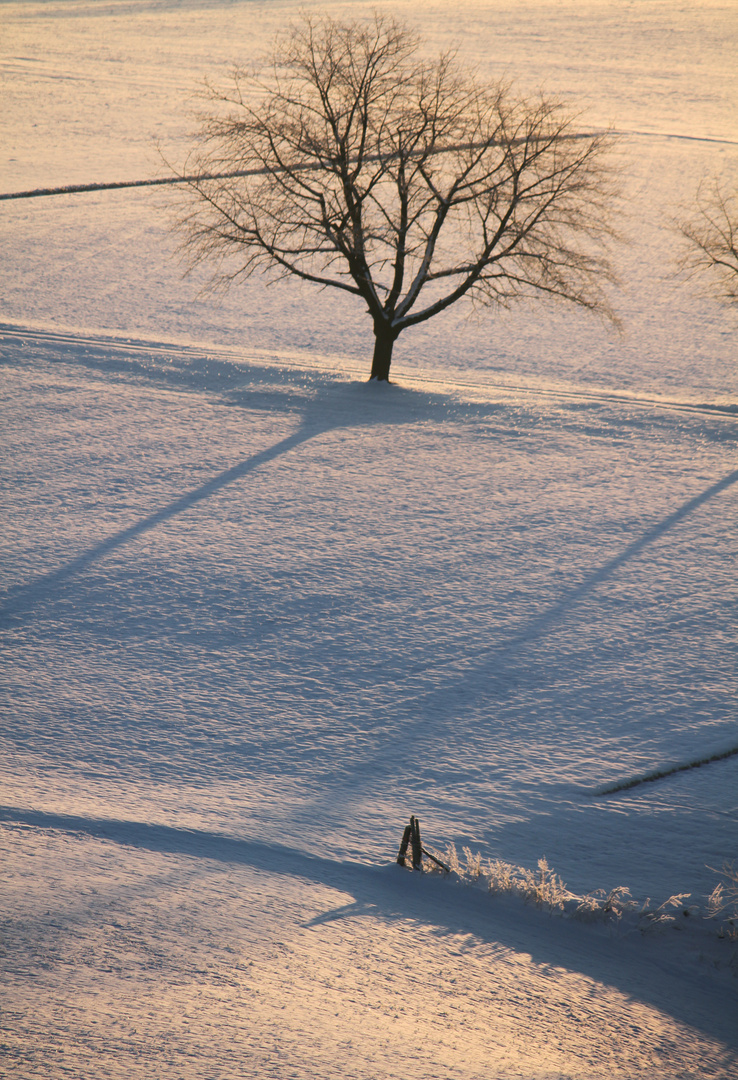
left=676, top=177, right=738, bottom=305
left=176, top=14, right=618, bottom=381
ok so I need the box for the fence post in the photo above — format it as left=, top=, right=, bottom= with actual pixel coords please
left=396, top=823, right=413, bottom=866
left=397, top=815, right=452, bottom=873
left=410, top=816, right=423, bottom=870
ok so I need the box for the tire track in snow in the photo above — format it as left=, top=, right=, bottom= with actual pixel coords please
left=593, top=743, right=738, bottom=797
left=399, top=368, right=738, bottom=419
left=613, top=129, right=738, bottom=147
left=3, top=129, right=733, bottom=202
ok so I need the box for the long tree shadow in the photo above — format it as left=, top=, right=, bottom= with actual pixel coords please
left=1, top=349, right=502, bottom=625
left=295, top=463, right=738, bottom=830
left=0, top=422, right=315, bottom=624
left=322, top=464, right=738, bottom=721
left=409, top=465, right=738, bottom=682
left=1, top=804, right=736, bottom=1053
left=3, top=324, right=734, bottom=636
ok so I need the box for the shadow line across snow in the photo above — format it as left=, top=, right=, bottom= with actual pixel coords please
left=1, top=803, right=737, bottom=1053
left=3, top=320, right=736, bottom=655
left=0, top=423, right=316, bottom=620
left=385, top=466, right=738, bottom=698
left=2, top=323, right=508, bottom=622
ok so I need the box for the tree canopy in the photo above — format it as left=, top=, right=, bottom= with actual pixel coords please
left=177, top=15, right=618, bottom=380
left=676, top=178, right=738, bottom=305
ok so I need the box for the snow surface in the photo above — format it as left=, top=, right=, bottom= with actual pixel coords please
left=1, top=1, right=738, bottom=1077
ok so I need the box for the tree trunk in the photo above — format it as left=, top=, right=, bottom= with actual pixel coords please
left=370, top=327, right=396, bottom=381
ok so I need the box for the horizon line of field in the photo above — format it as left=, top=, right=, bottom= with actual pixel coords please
left=2, top=322, right=736, bottom=419
left=1, top=129, right=735, bottom=203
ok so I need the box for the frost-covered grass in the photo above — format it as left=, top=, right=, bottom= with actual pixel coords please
left=708, top=862, right=738, bottom=940
left=426, top=844, right=718, bottom=934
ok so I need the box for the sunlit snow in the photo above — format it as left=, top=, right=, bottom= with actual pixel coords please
left=1, top=2, right=737, bottom=1077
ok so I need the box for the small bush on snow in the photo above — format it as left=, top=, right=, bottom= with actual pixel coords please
left=432, top=846, right=572, bottom=915
left=574, top=885, right=634, bottom=921
left=707, top=861, right=738, bottom=940
left=462, top=846, right=483, bottom=880
left=488, top=856, right=570, bottom=912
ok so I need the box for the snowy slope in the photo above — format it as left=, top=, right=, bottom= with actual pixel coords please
left=1, top=2, right=738, bottom=1077
left=2, top=327, right=737, bottom=1077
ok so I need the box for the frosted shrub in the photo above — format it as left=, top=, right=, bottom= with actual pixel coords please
left=575, top=886, right=635, bottom=922
left=440, top=844, right=460, bottom=875
left=427, top=844, right=705, bottom=932
left=462, top=846, right=483, bottom=880
left=498, top=858, right=571, bottom=912
left=640, top=893, right=694, bottom=925
left=487, top=859, right=518, bottom=892
left=437, top=847, right=572, bottom=913
left=707, top=861, right=738, bottom=940
left=530, top=858, right=570, bottom=911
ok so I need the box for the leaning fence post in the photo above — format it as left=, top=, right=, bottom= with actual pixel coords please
left=410, top=815, right=423, bottom=870
left=396, top=822, right=413, bottom=866
left=397, top=814, right=452, bottom=873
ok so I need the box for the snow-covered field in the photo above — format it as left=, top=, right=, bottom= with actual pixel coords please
left=1, top=2, right=737, bottom=1077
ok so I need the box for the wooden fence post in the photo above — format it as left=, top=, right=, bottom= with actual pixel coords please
left=397, top=815, right=452, bottom=873
left=410, top=815, right=423, bottom=870
left=396, top=822, right=413, bottom=866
